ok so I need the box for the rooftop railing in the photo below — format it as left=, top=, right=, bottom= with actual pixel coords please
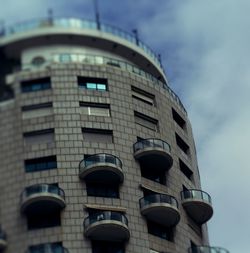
left=181, top=189, right=212, bottom=204
left=1, top=17, right=162, bottom=69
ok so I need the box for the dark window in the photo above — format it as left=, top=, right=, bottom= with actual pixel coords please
left=28, top=242, right=63, bottom=253
left=86, top=182, right=119, bottom=198
left=172, top=108, right=186, bottom=129
left=92, top=241, right=124, bottom=253
left=78, top=77, right=107, bottom=91
left=134, top=111, right=158, bottom=131
left=147, top=220, right=174, bottom=241
left=23, top=128, right=54, bottom=137
left=23, top=129, right=54, bottom=145
left=21, top=77, right=51, bottom=93
left=179, top=159, right=193, bottom=181
left=131, top=86, right=155, bottom=106
left=25, top=155, right=57, bottom=172
left=21, top=102, right=52, bottom=111
left=175, top=133, right=189, bottom=155
left=183, top=185, right=189, bottom=192
left=140, top=166, right=166, bottom=185
left=82, top=128, right=113, bottom=143
left=143, top=188, right=157, bottom=197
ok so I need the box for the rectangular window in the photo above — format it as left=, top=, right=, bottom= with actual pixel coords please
left=21, top=77, right=51, bottom=93
left=82, top=128, right=113, bottom=143
left=92, top=241, right=124, bottom=253
left=131, top=86, right=155, bottom=106
left=141, top=166, right=166, bottom=185
left=23, top=129, right=54, bottom=145
left=86, top=182, right=119, bottom=198
left=175, top=133, right=190, bottom=155
left=134, top=111, right=158, bottom=131
left=78, top=76, right=107, bottom=91
left=172, top=108, right=186, bottom=129
left=28, top=242, right=63, bottom=253
left=21, top=102, right=53, bottom=119
left=147, top=220, right=174, bottom=241
left=80, top=102, right=110, bottom=116
left=179, top=159, right=193, bottom=181
left=25, top=155, right=57, bottom=173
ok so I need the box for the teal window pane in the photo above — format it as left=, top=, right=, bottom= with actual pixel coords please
left=97, top=84, right=106, bottom=90
left=86, top=83, right=97, bottom=89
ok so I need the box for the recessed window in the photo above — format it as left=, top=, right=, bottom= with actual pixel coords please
left=80, top=102, right=110, bottom=116
left=21, top=102, right=53, bottom=119
left=78, top=77, right=107, bottom=91
left=21, top=77, right=51, bottom=93
left=23, top=129, right=54, bottom=145
left=28, top=242, right=63, bottom=253
left=140, top=165, right=166, bottom=185
left=134, top=111, right=158, bottom=131
left=131, top=86, right=155, bottom=106
left=179, top=159, right=193, bottom=181
left=172, top=108, right=186, bottom=129
left=86, top=182, right=119, bottom=198
left=92, top=241, right=124, bottom=253
left=175, top=133, right=189, bottom=155
left=147, top=220, right=174, bottom=241
left=82, top=128, right=113, bottom=143
left=25, top=155, right=57, bottom=173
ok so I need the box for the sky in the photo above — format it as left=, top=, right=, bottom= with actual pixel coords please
left=1, top=0, right=249, bottom=252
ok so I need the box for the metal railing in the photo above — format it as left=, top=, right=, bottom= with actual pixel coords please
left=21, top=184, right=65, bottom=202
left=1, top=17, right=162, bottom=69
left=139, top=193, right=178, bottom=209
left=181, top=189, right=212, bottom=204
left=84, top=211, right=128, bottom=229
left=79, top=153, right=122, bottom=172
left=188, top=246, right=230, bottom=253
left=133, top=138, right=171, bottom=154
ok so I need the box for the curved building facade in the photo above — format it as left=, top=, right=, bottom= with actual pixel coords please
left=0, top=18, right=228, bottom=253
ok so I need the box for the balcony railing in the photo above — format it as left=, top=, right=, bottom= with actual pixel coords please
left=134, top=138, right=171, bottom=154
left=1, top=17, right=162, bottom=70
left=139, top=193, right=178, bottom=209
left=79, top=153, right=122, bottom=171
left=188, top=246, right=230, bottom=253
left=84, top=211, right=128, bottom=229
left=181, top=189, right=212, bottom=204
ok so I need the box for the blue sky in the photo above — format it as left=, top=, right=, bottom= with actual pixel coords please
left=1, top=0, right=249, bottom=252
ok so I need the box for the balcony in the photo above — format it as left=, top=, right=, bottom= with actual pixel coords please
left=181, top=190, right=213, bottom=224
left=133, top=139, right=173, bottom=171
left=21, top=184, right=66, bottom=214
left=139, top=194, right=180, bottom=227
left=79, top=154, right=124, bottom=183
left=26, top=243, right=69, bottom=253
left=84, top=211, right=130, bottom=242
left=188, top=246, right=230, bottom=253
left=0, top=228, right=7, bottom=250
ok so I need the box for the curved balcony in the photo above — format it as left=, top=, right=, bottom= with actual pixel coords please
left=0, top=229, right=7, bottom=250
left=139, top=194, right=180, bottom=227
left=84, top=211, right=130, bottom=242
left=181, top=190, right=213, bottom=224
left=133, top=139, right=173, bottom=171
left=21, top=184, right=66, bottom=215
left=188, top=246, right=230, bottom=253
left=26, top=243, right=69, bottom=253
left=79, top=154, right=124, bottom=183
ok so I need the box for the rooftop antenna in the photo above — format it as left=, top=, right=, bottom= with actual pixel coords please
left=93, top=0, right=101, bottom=30
left=47, top=8, right=54, bottom=25
left=132, top=29, right=139, bottom=45
left=0, top=20, right=4, bottom=36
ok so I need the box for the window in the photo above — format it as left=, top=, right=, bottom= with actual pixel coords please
left=147, top=220, right=174, bottom=241
left=179, top=159, right=193, bottom=181
left=172, top=108, right=186, bottom=129
left=21, top=77, right=51, bottom=93
left=134, top=111, right=158, bottom=131
left=21, top=102, right=53, bottom=119
left=80, top=102, right=110, bottom=116
left=140, top=166, right=166, bottom=185
left=25, top=155, right=57, bottom=173
left=92, top=241, right=124, bottom=253
left=23, top=129, right=54, bottom=145
left=86, top=182, right=119, bottom=198
left=78, top=77, right=107, bottom=91
left=175, top=133, right=190, bottom=155
left=131, top=86, right=155, bottom=106
left=28, top=242, right=63, bottom=253
left=82, top=128, right=113, bottom=143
